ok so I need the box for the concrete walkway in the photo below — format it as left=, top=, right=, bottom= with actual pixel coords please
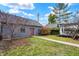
left=34, top=36, right=79, bottom=48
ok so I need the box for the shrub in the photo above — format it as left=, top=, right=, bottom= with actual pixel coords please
left=50, top=28, right=60, bottom=35
left=40, top=27, right=60, bottom=35
left=40, top=27, right=51, bottom=35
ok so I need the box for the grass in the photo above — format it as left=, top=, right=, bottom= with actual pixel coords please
left=0, top=37, right=79, bottom=56
left=41, top=35, right=79, bottom=44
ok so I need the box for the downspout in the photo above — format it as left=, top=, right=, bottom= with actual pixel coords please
left=0, top=22, right=3, bottom=40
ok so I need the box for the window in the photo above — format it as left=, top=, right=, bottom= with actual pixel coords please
left=20, top=27, right=25, bottom=33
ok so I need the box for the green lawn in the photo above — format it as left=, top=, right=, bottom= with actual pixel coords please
left=0, top=37, right=79, bottom=56
left=41, top=35, right=79, bottom=44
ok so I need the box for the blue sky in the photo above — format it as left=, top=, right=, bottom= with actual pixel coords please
left=0, top=3, right=79, bottom=25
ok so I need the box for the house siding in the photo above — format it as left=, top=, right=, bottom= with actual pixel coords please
left=0, top=23, right=41, bottom=40
left=34, top=27, right=41, bottom=35
left=59, top=23, right=79, bottom=36
left=0, top=12, right=42, bottom=40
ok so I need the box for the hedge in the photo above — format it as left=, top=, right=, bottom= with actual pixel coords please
left=40, top=27, right=60, bottom=35
left=51, top=28, right=59, bottom=35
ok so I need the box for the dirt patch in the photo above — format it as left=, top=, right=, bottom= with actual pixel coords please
left=0, top=38, right=31, bottom=52
left=10, top=39, right=31, bottom=49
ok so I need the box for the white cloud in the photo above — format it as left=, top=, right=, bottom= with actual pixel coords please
left=8, top=7, right=34, bottom=17
left=68, top=3, right=72, bottom=6
left=0, top=3, right=35, bottom=10
left=40, top=17, right=48, bottom=26
left=0, top=3, right=35, bottom=17
left=48, top=6, right=55, bottom=15
left=22, top=12, right=28, bottom=15
left=45, top=12, right=55, bottom=17
left=0, top=3, right=8, bottom=6
left=51, top=11, right=55, bottom=14
left=28, top=14, right=34, bottom=16
left=8, top=3, right=35, bottom=10
left=44, top=13, right=50, bottom=17
left=20, top=3, right=34, bottom=10
left=48, top=6, right=54, bottom=10
left=9, top=9, right=21, bottom=14
left=23, top=12, right=34, bottom=17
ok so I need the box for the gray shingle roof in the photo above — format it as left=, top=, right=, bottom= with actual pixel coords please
left=46, top=24, right=58, bottom=28
left=0, top=11, right=42, bottom=27
left=59, top=22, right=78, bottom=26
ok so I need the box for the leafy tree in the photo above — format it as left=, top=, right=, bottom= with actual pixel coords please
left=48, top=14, right=57, bottom=24
left=52, top=3, right=72, bottom=23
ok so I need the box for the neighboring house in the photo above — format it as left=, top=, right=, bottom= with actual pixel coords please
left=0, top=11, right=42, bottom=40
left=46, top=24, right=59, bottom=35
left=46, top=24, right=58, bottom=29
left=59, top=23, right=79, bottom=36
